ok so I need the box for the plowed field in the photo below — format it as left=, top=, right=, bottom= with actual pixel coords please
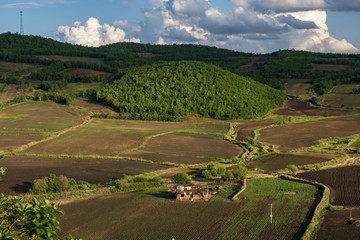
left=247, top=152, right=336, bottom=171
left=259, top=115, right=360, bottom=152
left=0, top=155, right=169, bottom=195
left=316, top=208, right=360, bottom=240
left=298, top=166, right=360, bottom=206
left=121, top=132, right=243, bottom=164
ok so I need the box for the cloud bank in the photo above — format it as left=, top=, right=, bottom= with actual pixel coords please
left=54, top=17, right=140, bottom=47
left=54, top=0, right=359, bottom=53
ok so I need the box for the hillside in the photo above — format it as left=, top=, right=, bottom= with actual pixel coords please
left=96, top=61, right=286, bottom=120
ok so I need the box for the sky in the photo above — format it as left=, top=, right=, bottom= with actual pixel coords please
left=0, top=0, right=359, bottom=54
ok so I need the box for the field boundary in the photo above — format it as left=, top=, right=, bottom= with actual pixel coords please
left=231, top=179, right=246, bottom=200
left=279, top=175, right=330, bottom=240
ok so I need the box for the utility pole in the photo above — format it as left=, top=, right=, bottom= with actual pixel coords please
left=20, top=11, right=24, bottom=35
left=270, top=203, right=273, bottom=224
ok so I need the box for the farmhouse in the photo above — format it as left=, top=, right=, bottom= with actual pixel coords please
left=172, top=185, right=211, bottom=201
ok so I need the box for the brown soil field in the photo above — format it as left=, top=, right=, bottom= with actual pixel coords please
left=121, top=132, right=243, bottom=164
left=316, top=209, right=360, bottom=240
left=273, top=101, right=349, bottom=116
left=259, top=115, right=360, bottom=152
left=0, top=102, right=87, bottom=151
left=0, top=155, right=169, bottom=195
left=246, top=152, right=337, bottom=171
left=236, top=120, right=274, bottom=142
left=311, top=64, right=350, bottom=71
left=64, top=68, right=114, bottom=79
left=23, top=119, right=231, bottom=157
left=298, top=166, right=360, bottom=206
left=71, top=98, right=118, bottom=115
left=322, top=84, right=360, bottom=109
left=36, top=55, right=105, bottom=63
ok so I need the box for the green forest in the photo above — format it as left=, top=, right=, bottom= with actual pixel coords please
left=96, top=61, right=286, bottom=120
left=1, top=33, right=360, bottom=120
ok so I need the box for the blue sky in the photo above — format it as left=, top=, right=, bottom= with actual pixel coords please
left=0, top=0, right=359, bottom=53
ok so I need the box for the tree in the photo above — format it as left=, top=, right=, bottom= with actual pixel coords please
left=0, top=194, right=63, bottom=239
left=172, top=173, right=192, bottom=184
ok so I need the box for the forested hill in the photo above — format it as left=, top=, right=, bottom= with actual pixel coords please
left=96, top=61, right=286, bottom=120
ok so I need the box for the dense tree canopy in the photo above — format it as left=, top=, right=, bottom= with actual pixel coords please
left=96, top=61, right=286, bottom=120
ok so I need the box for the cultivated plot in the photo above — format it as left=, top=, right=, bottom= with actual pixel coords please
left=259, top=115, right=360, bottom=152
left=121, top=132, right=243, bottom=164
left=0, top=155, right=169, bottom=195
left=23, top=119, right=232, bottom=158
left=0, top=102, right=87, bottom=151
left=316, top=208, right=360, bottom=240
left=58, top=178, right=321, bottom=240
left=247, top=152, right=337, bottom=171
left=298, top=166, right=360, bottom=206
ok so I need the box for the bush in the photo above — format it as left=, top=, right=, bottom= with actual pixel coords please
left=221, top=171, right=234, bottom=181
left=115, top=179, right=129, bottom=191
left=172, top=173, right=192, bottom=184
left=287, top=164, right=298, bottom=175
left=231, top=158, right=241, bottom=164
left=201, top=170, right=212, bottom=178
left=208, top=163, right=226, bottom=177
left=45, top=173, right=61, bottom=193
left=58, top=175, right=69, bottom=192
left=32, top=179, right=48, bottom=194
left=233, top=165, right=248, bottom=180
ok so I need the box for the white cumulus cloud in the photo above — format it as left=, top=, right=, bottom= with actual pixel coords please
left=139, top=0, right=358, bottom=53
left=54, top=17, right=140, bottom=47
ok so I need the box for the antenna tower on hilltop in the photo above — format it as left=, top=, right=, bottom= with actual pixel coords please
left=20, top=11, right=24, bottom=35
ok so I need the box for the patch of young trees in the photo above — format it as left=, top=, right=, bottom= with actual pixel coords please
left=31, top=173, right=95, bottom=194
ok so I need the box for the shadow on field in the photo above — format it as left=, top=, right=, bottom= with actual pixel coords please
left=10, top=181, right=32, bottom=193
left=290, top=187, right=324, bottom=239
left=146, top=191, right=174, bottom=200
left=10, top=182, right=32, bottom=193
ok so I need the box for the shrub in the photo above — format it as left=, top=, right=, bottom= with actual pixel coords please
left=32, top=179, right=47, bottom=194
left=172, top=173, right=192, bottom=184
left=231, top=158, right=241, bottom=164
left=45, top=173, right=61, bottom=193
left=244, top=136, right=256, bottom=146
left=208, top=163, right=226, bottom=176
left=150, top=176, right=163, bottom=183
left=201, top=170, right=212, bottom=178
left=58, top=175, right=69, bottom=192
left=221, top=171, right=234, bottom=181
left=115, top=179, right=129, bottom=191
left=287, top=164, right=298, bottom=175
left=233, top=165, right=248, bottom=180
